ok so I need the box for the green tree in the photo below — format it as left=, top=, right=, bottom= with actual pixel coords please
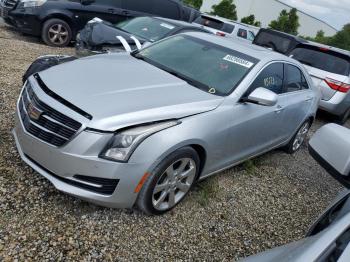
left=210, top=0, right=237, bottom=20
left=269, top=8, right=300, bottom=35
left=183, top=0, right=203, bottom=10
left=303, top=24, right=350, bottom=51
left=328, top=24, right=350, bottom=51
left=241, top=15, right=261, bottom=27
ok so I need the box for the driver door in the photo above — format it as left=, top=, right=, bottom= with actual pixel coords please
left=225, top=63, right=287, bottom=164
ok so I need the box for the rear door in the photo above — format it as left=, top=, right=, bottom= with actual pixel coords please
left=290, top=46, right=350, bottom=101
left=78, top=0, right=126, bottom=27
left=279, top=63, right=314, bottom=137
left=121, top=0, right=154, bottom=19
left=151, top=0, right=181, bottom=20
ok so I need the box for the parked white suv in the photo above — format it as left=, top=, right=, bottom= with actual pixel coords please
left=289, top=42, right=350, bottom=124
left=193, top=14, right=259, bottom=41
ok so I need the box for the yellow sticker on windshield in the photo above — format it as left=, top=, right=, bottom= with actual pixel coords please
left=223, top=55, right=254, bottom=68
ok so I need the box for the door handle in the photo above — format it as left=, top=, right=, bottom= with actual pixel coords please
left=274, top=105, right=284, bottom=113
left=122, top=10, right=129, bottom=15
left=305, top=96, right=313, bottom=102
left=107, top=8, right=115, bottom=13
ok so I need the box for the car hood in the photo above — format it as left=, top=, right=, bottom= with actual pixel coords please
left=79, top=19, right=146, bottom=48
left=38, top=53, right=224, bottom=131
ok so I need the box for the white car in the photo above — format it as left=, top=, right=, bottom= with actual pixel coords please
left=193, top=14, right=259, bottom=41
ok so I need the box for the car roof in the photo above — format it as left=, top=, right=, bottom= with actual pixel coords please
left=183, top=32, right=297, bottom=64
left=198, top=14, right=260, bottom=31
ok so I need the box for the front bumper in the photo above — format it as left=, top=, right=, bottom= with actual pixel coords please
left=3, top=7, right=42, bottom=36
left=12, top=110, right=149, bottom=208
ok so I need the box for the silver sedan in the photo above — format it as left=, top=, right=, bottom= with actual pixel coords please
left=13, top=33, right=319, bottom=215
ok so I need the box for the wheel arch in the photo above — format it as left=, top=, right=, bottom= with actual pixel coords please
left=189, top=144, right=207, bottom=180
left=41, top=13, right=75, bottom=35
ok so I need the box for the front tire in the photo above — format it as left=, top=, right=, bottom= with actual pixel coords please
left=42, top=18, right=72, bottom=47
left=284, top=120, right=311, bottom=154
left=137, top=147, right=200, bottom=215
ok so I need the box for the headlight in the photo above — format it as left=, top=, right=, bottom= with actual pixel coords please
left=100, top=121, right=180, bottom=162
left=19, top=0, right=47, bottom=8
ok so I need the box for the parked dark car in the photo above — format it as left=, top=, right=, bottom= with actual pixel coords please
left=253, top=28, right=307, bottom=54
left=76, top=16, right=211, bottom=56
left=0, top=0, right=200, bottom=47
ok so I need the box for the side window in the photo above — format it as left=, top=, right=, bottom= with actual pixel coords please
left=284, top=64, right=309, bottom=93
left=222, top=23, right=235, bottom=34
left=247, top=63, right=284, bottom=95
left=97, top=0, right=122, bottom=7
left=152, top=0, right=180, bottom=19
left=248, top=31, right=255, bottom=41
left=237, top=28, right=248, bottom=39
left=123, top=0, right=154, bottom=13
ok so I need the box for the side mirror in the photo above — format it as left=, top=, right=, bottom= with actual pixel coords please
left=246, top=87, right=278, bottom=106
left=309, top=124, right=350, bottom=188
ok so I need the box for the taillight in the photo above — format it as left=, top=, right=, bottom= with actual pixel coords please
left=216, top=32, right=226, bottom=37
left=324, top=78, right=350, bottom=93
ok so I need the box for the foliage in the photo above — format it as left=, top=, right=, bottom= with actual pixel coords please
left=269, top=8, right=300, bottom=35
left=303, top=24, right=350, bottom=51
left=183, top=0, right=203, bottom=10
left=241, top=15, right=261, bottom=27
left=329, top=24, right=350, bottom=51
left=210, top=0, right=237, bottom=21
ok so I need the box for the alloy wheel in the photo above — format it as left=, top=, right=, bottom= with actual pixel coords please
left=48, top=24, right=69, bottom=45
left=152, top=158, right=196, bottom=211
left=292, top=122, right=310, bottom=152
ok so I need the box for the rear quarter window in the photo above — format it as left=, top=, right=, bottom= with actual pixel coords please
left=290, top=47, right=350, bottom=76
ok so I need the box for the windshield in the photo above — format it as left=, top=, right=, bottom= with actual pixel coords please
left=133, top=35, right=258, bottom=96
left=115, top=17, right=177, bottom=42
left=290, top=47, right=350, bottom=76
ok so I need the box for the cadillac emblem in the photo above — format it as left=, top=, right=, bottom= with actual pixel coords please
left=27, top=103, right=43, bottom=121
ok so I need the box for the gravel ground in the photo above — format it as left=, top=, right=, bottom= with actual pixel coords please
left=0, top=23, right=349, bottom=261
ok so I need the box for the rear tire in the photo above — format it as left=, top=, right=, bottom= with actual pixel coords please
left=284, top=120, right=311, bottom=154
left=136, top=147, right=200, bottom=215
left=42, top=18, right=72, bottom=47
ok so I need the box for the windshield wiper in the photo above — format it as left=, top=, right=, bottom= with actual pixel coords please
left=131, top=52, right=145, bottom=61
left=162, top=68, right=212, bottom=93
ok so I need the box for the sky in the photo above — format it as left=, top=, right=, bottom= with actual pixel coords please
left=280, top=0, right=350, bottom=30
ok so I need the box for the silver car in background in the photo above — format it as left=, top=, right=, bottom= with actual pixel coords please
left=193, top=14, right=259, bottom=41
left=290, top=42, right=350, bottom=124
left=13, top=33, right=319, bottom=215
left=243, top=124, right=350, bottom=262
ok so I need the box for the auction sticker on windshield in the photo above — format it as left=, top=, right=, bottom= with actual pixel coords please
left=223, top=55, right=254, bottom=68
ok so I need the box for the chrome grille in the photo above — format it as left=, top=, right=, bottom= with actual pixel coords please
left=18, top=83, right=82, bottom=147
left=3, top=0, right=18, bottom=9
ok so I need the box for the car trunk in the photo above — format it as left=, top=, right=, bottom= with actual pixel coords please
left=303, top=65, right=348, bottom=101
